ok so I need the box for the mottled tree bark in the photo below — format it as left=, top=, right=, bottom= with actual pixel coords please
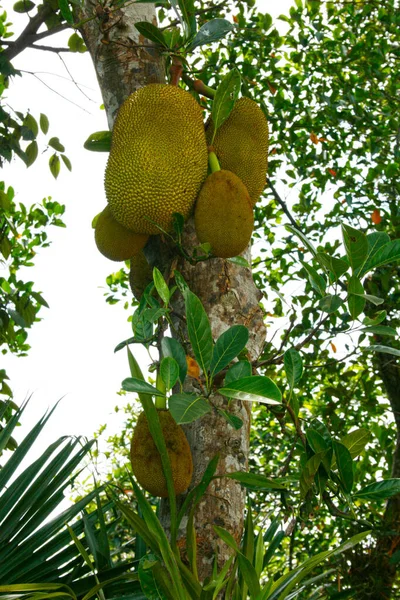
left=78, top=2, right=266, bottom=582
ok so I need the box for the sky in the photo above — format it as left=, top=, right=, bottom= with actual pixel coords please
left=3, top=0, right=294, bottom=451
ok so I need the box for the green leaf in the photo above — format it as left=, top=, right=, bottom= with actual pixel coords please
left=61, top=154, right=72, bottom=171
left=359, top=325, right=397, bottom=336
left=301, top=261, right=326, bottom=296
left=22, top=113, right=38, bottom=138
left=67, top=32, right=86, bottom=53
left=342, top=224, right=368, bottom=273
left=300, top=453, right=324, bottom=498
left=134, top=22, right=168, bottom=47
left=340, top=428, right=371, bottom=459
left=316, top=252, right=349, bottom=279
left=185, top=291, right=213, bottom=376
left=225, top=360, right=252, bottom=384
left=138, top=555, right=169, bottom=600
left=48, top=137, right=65, bottom=152
left=168, top=393, right=211, bottom=424
left=217, top=409, right=243, bottom=430
left=318, top=294, right=343, bottom=314
left=173, top=269, right=189, bottom=294
left=333, top=441, right=353, bottom=493
left=122, top=376, right=165, bottom=397
left=353, top=479, right=400, bottom=500
left=177, top=0, right=196, bottom=37
left=286, top=224, right=318, bottom=258
left=160, top=357, right=179, bottom=391
left=284, top=348, right=303, bottom=391
left=210, top=325, right=248, bottom=379
left=25, top=141, right=38, bottom=167
left=222, top=471, right=287, bottom=491
left=211, top=70, right=241, bottom=140
left=39, top=113, right=49, bottom=134
left=188, top=18, right=235, bottom=50
left=13, top=1, right=35, bottom=13
left=218, top=376, right=282, bottom=405
left=58, top=0, right=74, bottom=24
left=161, top=337, right=187, bottom=384
left=358, top=239, right=400, bottom=277
left=306, top=429, right=332, bottom=473
left=347, top=275, right=365, bottom=319
left=49, top=154, right=60, bottom=179
left=227, top=256, right=250, bottom=267
left=367, top=345, right=400, bottom=358
left=153, top=267, right=170, bottom=305
left=83, top=131, right=111, bottom=152
left=363, top=310, right=387, bottom=326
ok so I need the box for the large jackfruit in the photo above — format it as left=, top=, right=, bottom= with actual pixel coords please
left=105, top=84, right=208, bottom=235
left=129, top=251, right=153, bottom=301
left=194, top=170, right=254, bottom=258
left=206, top=97, right=269, bottom=205
left=94, top=206, right=148, bottom=261
left=130, top=410, right=193, bottom=497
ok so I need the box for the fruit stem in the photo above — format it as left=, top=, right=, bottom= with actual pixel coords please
left=208, top=150, right=221, bottom=173
left=155, top=371, right=167, bottom=410
left=170, top=56, right=183, bottom=86
left=181, top=74, right=216, bottom=99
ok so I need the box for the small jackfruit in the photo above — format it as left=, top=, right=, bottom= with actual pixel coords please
left=206, top=97, right=269, bottom=205
left=105, top=84, right=208, bottom=235
left=130, top=410, right=193, bottom=497
left=129, top=251, right=153, bottom=301
left=194, top=170, right=254, bottom=258
left=94, top=206, right=149, bottom=261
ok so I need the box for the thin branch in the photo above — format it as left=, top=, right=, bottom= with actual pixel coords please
left=1, top=40, right=71, bottom=53
left=57, top=53, right=95, bottom=103
left=4, top=4, right=54, bottom=61
left=27, top=72, right=91, bottom=113
left=33, top=23, right=70, bottom=42
left=267, top=177, right=299, bottom=230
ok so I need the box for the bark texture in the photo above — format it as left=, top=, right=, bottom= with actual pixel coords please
left=78, top=2, right=267, bottom=582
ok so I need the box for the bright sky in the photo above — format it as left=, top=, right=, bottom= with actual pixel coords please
left=3, top=0, right=293, bottom=450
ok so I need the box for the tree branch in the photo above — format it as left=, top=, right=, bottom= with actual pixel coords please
left=1, top=40, right=71, bottom=54
left=266, top=177, right=299, bottom=230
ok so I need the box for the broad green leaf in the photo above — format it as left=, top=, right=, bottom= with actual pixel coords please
left=359, top=293, right=384, bottom=306
left=169, top=393, right=211, bottom=424
left=363, top=310, right=387, bottom=326
left=367, top=345, right=400, bottom=358
left=347, top=275, right=365, bottom=319
left=49, top=154, right=60, bottom=179
left=217, top=408, right=243, bottom=430
left=340, top=428, right=371, bottom=459
left=177, top=0, right=196, bottom=37
left=13, top=1, right=35, bottom=12
left=359, top=325, right=397, bottom=336
left=160, top=357, right=179, bottom=391
left=188, top=18, right=235, bottom=50
left=122, top=376, right=165, bottom=397
left=227, top=256, right=250, bottom=267
left=316, top=252, right=349, bottom=279
left=359, top=239, right=400, bottom=277
left=353, top=478, right=400, bottom=500
left=138, top=555, right=168, bottom=600
left=22, top=113, right=38, bottom=138
left=301, top=262, right=326, bottom=296
left=318, top=294, right=343, bottom=314
left=342, top=224, right=368, bottom=273
left=222, top=472, right=287, bottom=491
left=25, top=141, right=38, bottom=167
left=218, top=376, right=282, bottom=405
left=61, top=154, right=72, bottom=171
left=211, top=70, right=241, bottom=140
left=225, top=360, right=252, bottom=384
left=284, top=348, right=303, bottom=391
left=210, top=325, right=248, bottom=378
left=286, top=224, right=318, bottom=258
left=134, top=22, right=168, bottom=47
left=58, top=0, right=74, bottom=23
left=353, top=231, right=390, bottom=277
left=68, top=32, right=86, bottom=53
left=153, top=267, right=170, bottom=305
left=300, top=452, right=324, bottom=498
left=48, top=137, right=65, bottom=152
left=185, top=291, right=213, bottom=376
left=161, top=337, right=187, bottom=383
left=174, top=270, right=188, bottom=293
left=333, top=441, right=353, bottom=493
left=83, top=131, right=111, bottom=152
left=306, top=429, right=332, bottom=473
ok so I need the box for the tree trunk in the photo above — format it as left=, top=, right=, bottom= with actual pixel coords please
left=77, top=3, right=266, bottom=582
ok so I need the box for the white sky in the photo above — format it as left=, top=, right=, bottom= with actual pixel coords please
left=3, top=0, right=293, bottom=449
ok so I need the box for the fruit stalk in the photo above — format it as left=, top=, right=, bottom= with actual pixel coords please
left=208, top=149, right=221, bottom=174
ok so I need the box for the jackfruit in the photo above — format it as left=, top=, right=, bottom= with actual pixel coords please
left=130, top=409, right=193, bottom=497
left=105, top=84, right=208, bottom=235
left=94, top=206, right=148, bottom=261
left=206, top=97, right=269, bottom=205
left=194, top=170, right=254, bottom=258
left=129, top=251, right=153, bottom=301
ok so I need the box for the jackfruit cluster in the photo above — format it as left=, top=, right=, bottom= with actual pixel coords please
left=130, top=410, right=193, bottom=497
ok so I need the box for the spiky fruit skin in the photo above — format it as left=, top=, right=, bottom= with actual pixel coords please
left=130, top=410, right=193, bottom=498
left=206, top=97, right=269, bottom=206
left=129, top=251, right=153, bottom=301
left=194, top=170, right=254, bottom=259
left=94, top=206, right=149, bottom=261
left=105, top=84, right=208, bottom=235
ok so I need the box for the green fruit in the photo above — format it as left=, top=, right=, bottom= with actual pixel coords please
left=194, top=170, right=254, bottom=258
left=105, top=84, right=208, bottom=235
left=94, top=206, right=148, bottom=261
left=206, top=97, right=269, bottom=205
left=129, top=251, right=153, bottom=301
left=130, top=410, right=193, bottom=497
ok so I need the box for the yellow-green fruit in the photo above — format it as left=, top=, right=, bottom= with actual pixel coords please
left=129, top=251, right=153, bottom=301
left=130, top=410, right=193, bottom=497
left=94, top=206, right=149, bottom=261
left=194, top=170, right=254, bottom=258
left=105, top=84, right=208, bottom=235
left=206, top=97, right=269, bottom=205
